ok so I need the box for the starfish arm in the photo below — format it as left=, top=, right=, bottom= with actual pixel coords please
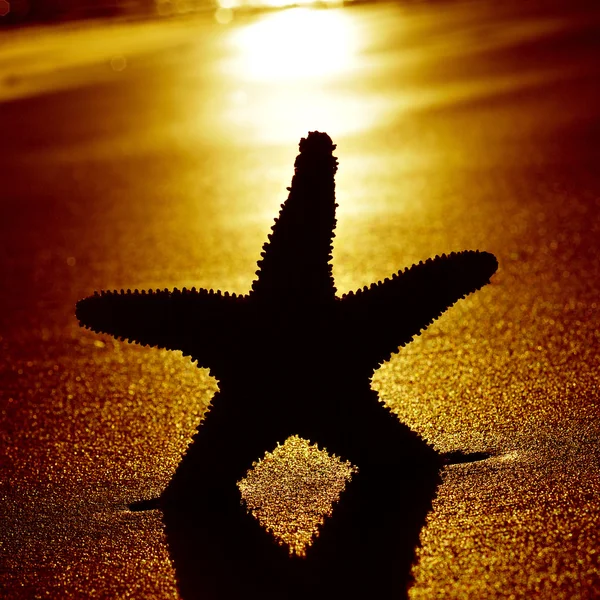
left=251, top=132, right=339, bottom=302
left=75, top=288, right=244, bottom=367
left=337, top=250, right=498, bottom=369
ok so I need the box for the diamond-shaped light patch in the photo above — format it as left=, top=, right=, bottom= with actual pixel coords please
left=237, top=435, right=358, bottom=557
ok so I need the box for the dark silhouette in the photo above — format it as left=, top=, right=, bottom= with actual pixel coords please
left=76, top=132, right=498, bottom=599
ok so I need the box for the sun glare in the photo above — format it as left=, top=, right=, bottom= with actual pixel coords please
left=218, top=0, right=344, bottom=10
left=230, top=8, right=355, bottom=81
left=219, top=8, right=379, bottom=142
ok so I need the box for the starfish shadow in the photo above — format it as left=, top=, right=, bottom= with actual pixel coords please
left=76, top=132, right=498, bottom=599
left=158, top=370, right=443, bottom=600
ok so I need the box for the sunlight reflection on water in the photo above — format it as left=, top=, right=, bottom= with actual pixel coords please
left=220, top=8, right=388, bottom=142
left=230, top=9, right=356, bottom=81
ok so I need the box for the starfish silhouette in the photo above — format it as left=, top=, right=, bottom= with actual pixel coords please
left=76, top=132, right=498, bottom=599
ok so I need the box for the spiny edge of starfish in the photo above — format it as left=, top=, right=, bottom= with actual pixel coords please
left=75, top=287, right=248, bottom=363
left=243, top=436, right=360, bottom=473
left=354, top=249, right=499, bottom=370
left=83, top=287, right=245, bottom=298
left=250, top=132, right=339, bottom=297
left=339, top=250, right=498, bottom=300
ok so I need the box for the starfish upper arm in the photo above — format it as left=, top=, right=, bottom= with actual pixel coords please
left=337, top=250, right=498, bottom=369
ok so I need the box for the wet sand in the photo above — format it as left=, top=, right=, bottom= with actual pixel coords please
left=1, top=1, right=600, bottom=597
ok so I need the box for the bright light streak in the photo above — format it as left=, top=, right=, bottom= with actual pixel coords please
left=218, top=0, right=344, bottom=8
left=220, top=8, right=386, bottom=143
left=230, top=8, right=355, bottom=81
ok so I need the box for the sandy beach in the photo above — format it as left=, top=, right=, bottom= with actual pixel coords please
left=1, top=1, right=599, bottom=597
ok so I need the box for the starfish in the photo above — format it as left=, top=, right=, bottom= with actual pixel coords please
left=76, top=132, right=498, bottom=598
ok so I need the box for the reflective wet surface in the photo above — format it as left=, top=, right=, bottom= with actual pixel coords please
left=2, top=1, right=600, bottom=597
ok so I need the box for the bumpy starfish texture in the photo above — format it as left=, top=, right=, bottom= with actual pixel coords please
left=76, top=133, right=498, bottom=597
left=76, top=131, right=500, bottom=484
left=76, top=132, right=497, bottom=377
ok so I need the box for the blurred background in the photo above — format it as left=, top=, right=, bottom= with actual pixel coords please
left=0, top=0, right=348, bottom=24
